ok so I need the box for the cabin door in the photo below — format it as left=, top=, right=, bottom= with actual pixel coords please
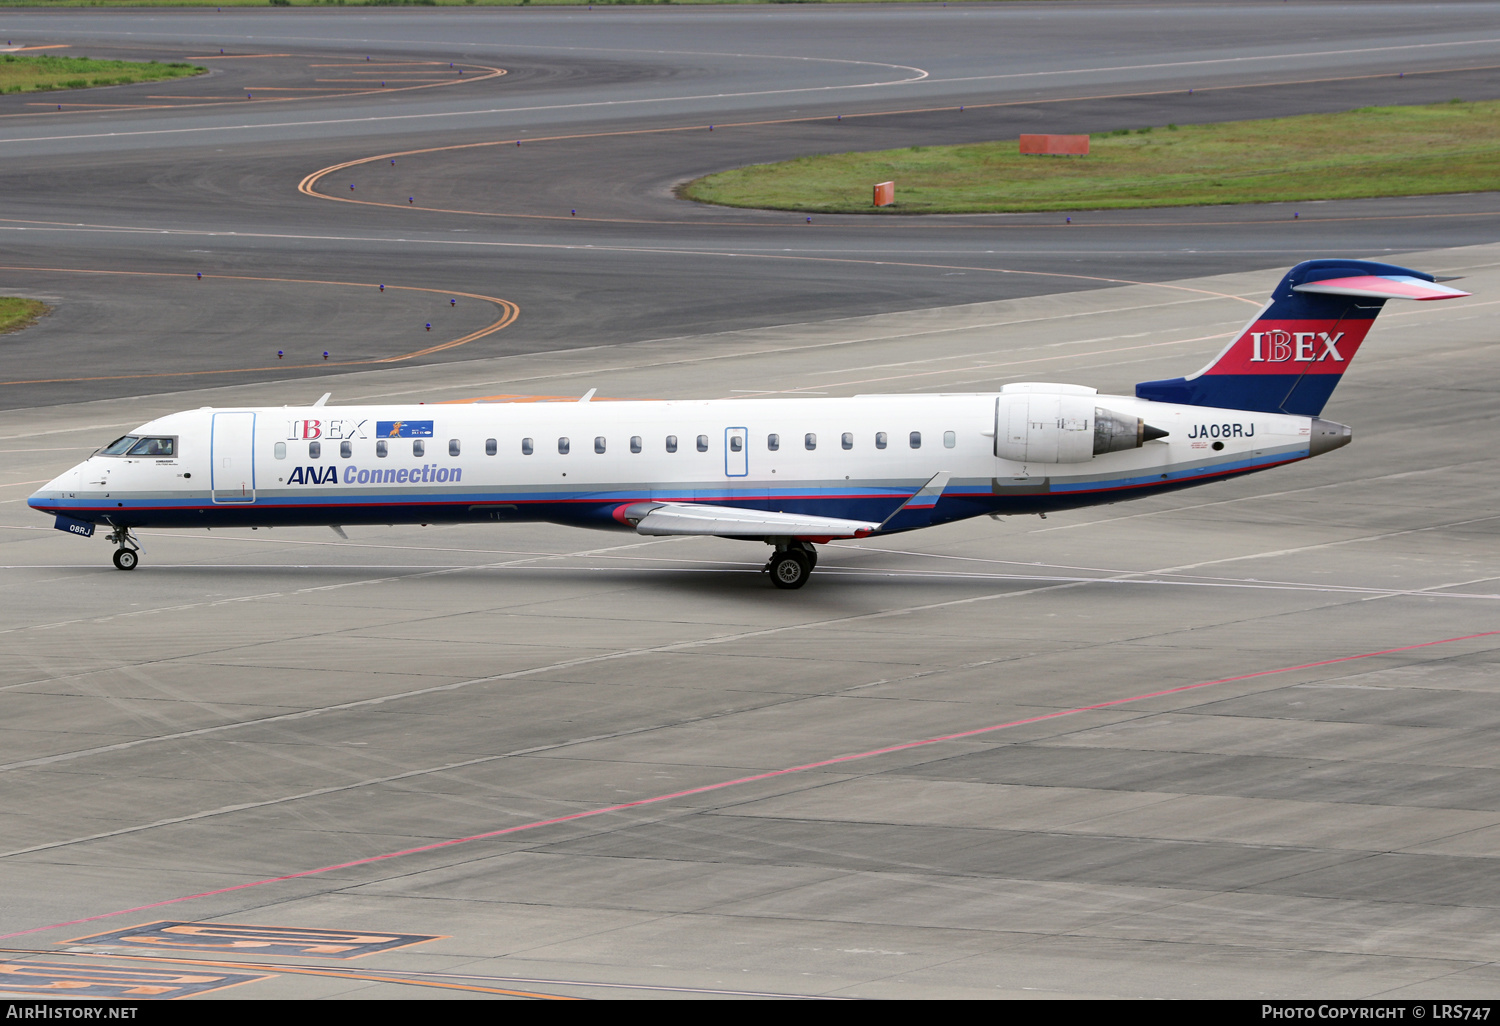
left=724, top=426, right=748, bottom=478
left=211, top=412, right=257, bottom=504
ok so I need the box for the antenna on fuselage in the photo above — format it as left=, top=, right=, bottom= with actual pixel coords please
left=579, top=388, right=596, bottom=402
left=313, top=393, right=332, bottom=407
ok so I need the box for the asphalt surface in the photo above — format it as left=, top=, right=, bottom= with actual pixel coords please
left=1, top=3, right=1499, bottom=406
left=0, top=2, right=1498, bottom=1000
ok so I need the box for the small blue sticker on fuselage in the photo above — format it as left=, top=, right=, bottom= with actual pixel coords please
left=377, top=420, right=434, bottom=438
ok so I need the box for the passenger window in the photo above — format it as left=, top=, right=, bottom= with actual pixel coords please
left=558, top=437, right=570, bottom=455
left=910, top=431, right=922, bottom=449
left=341, top=440, right=352, bottom=459
left=696, top=434, right=709, bottom=453
left=730, top=436, right=743, bottom=453
left=805, top=433, right=817, bottom=451
left=413, top=439, right=425, bottom=458
left=376, top=440, right=388, bottom=458
left=309, top=440, right=321, bottom=459
left=841, top=432, right=853, bottom=450
left=944, top=430, right=956, bottom=449
left=595, top=436, right=606, bottom=454
left=274, top=442, right=286, bottom=460
left=630, top=436, right=642, bottom=454
left=876, top=431, right=887, bottom=450
left=485, top=438, right=497, bottom=456
left=521, top=437, right=534, bottom=455
left=767, top=433, right=779, bottom=452
left=449, top=439, right=461, bottom=457
left=666, top=435, right=678, bottom=453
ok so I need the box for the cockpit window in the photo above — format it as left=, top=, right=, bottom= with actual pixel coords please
left=101, top=435, right=138, bottom=456
left=126, top=437, right=175, bottom=457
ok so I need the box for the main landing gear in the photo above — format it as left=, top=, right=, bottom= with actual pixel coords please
left=105, top=525, right=141, bottom=571
left=766, top=541, right=818, bottom=590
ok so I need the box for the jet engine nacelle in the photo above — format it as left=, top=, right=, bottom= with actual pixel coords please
left=995, top=391, right=1165, bottom=464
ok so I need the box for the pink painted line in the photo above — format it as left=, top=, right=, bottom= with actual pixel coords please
left=6, top=629, right=1498, bottom=941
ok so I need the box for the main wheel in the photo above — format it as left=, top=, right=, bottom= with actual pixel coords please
left=769, top=550, right=810, bottom=590
left=112, top=548, right=138, bottom=571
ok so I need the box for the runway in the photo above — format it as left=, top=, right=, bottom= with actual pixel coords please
left=0, top=2, right=1498, bottom=999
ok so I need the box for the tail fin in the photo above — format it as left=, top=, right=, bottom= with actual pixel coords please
left=1135, top=259, right=1469, bottom=415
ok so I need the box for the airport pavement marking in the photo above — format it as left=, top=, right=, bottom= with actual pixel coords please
left=66, top=922, right=443, bottom=959
left=294, top=62, right=1500, bottom=231
left=9, top=35, right=1492, bottom=143
left=0, top=208, right=1486, bottom=339
left=0, top=951, right=566, bottom=1000
left=998, top=457, right=1498, bottom=535
left=27, top=103, right=142, bottom=111
left=0, top=57, right=915, bottom=138
left=0, top=265, right=518, bottom=386
left=0, top=959, right=270, bottom=999
left=737, top=330, right=1239, bottom=395
left=0, top=219, right=1264, bottom=313
left=0, top=55, right=505, bottom=120
left=3, top=628, right=1497, bottom=944
left=925, top=36, right=1500, bottom=88
left=12, top=948, right=838, bottom=999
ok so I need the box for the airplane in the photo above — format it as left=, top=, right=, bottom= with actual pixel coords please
left=29, top=259, right=1470, bottom=589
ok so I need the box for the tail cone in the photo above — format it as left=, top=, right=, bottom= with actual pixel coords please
left=1309, top=418, right=1352, bottom=456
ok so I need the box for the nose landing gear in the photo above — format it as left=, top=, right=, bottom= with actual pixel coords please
left=105, top=526, right=141, bottom=571
left=767, top=541, right=817, bottom=590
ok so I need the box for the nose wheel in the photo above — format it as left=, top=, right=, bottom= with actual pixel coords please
left=104, top=525, right=141, bottom=571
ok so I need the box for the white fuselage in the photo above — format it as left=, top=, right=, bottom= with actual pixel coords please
left=30, top=387, right=1328, bottom=537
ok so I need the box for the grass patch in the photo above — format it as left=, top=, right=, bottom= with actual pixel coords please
left=0, top=54, right=202, bottom=92
left=0, top=298, right=51, bottom=334
left=679, top=100, right=1500, bottom=213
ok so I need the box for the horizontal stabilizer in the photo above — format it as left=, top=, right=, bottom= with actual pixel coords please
left=1292, top=275, right=1471, bottom=301
left=617, top=502, right=880, bottom=539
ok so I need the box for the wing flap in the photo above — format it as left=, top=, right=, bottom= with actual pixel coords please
left=620, top=502, right=879, bottom=539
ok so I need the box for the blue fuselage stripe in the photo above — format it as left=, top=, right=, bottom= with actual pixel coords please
left=30, top=449, right=1303, bottom=532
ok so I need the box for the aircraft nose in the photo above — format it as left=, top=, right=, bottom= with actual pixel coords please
left=28, top=465, right=82, bottom=511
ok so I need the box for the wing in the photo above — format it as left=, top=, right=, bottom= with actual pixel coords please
left=617, top=501, right=880, bottom=540
left=615, top=473, right=953, bottom=541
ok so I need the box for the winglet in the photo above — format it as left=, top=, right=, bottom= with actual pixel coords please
left=875, top=471, right=951, bottom=531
